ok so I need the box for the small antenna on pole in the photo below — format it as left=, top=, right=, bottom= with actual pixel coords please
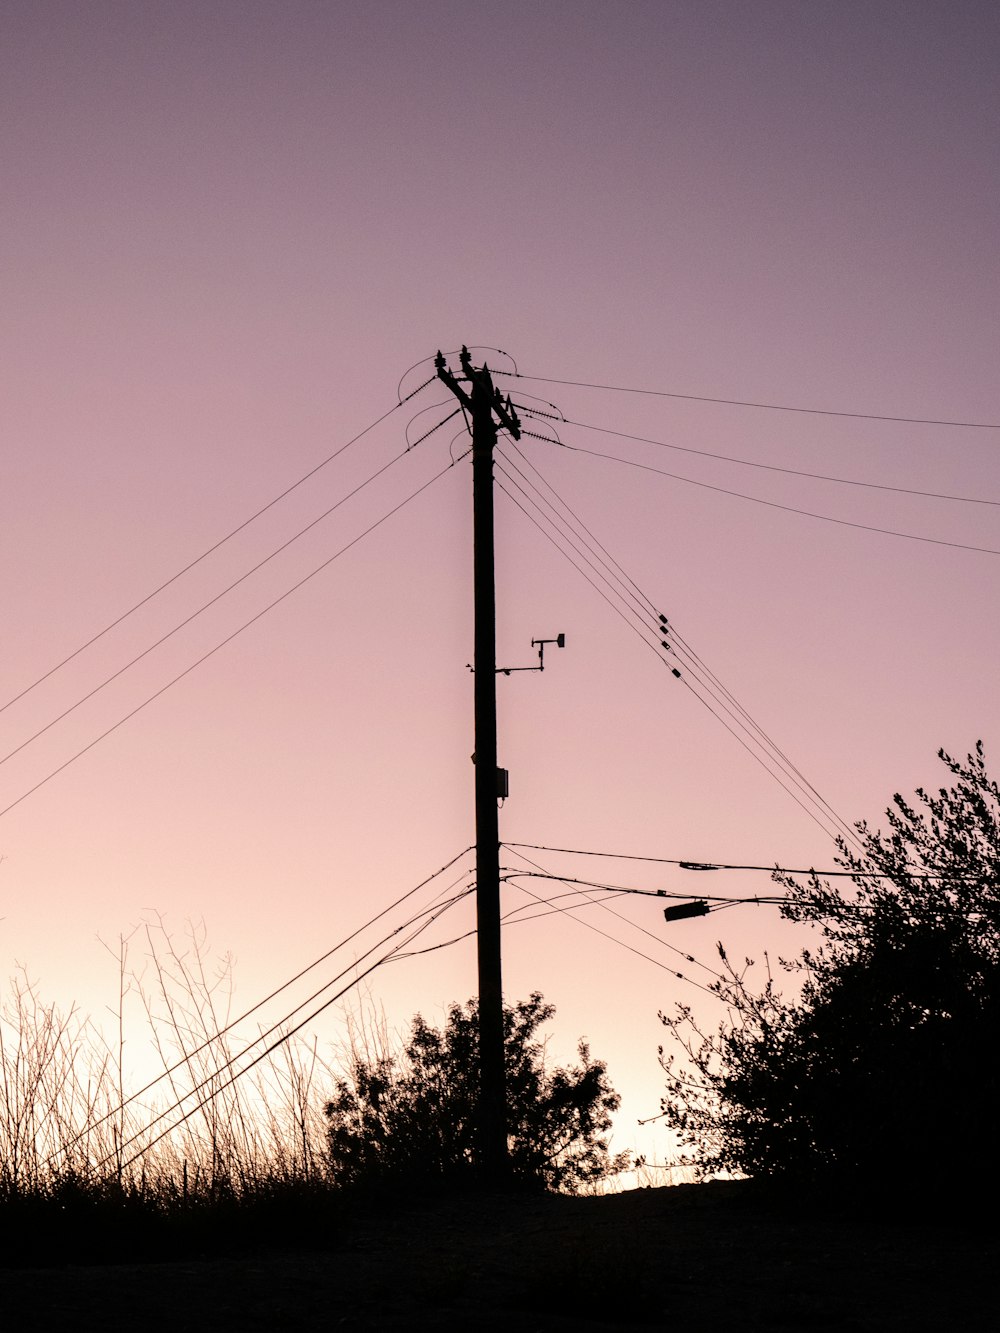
left=497, top=633, right=566, bottom=676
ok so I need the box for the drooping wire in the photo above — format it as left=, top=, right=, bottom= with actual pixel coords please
left=493, top=471, right=663, bottom=662
left=495, top=368, right=1000, bottom=430
left=492, top=468, right=847, bottom=846
left=493, top=445, right=859, bottom=850
left=494, top=455, right=660, bottom=650
left=509, top=867, right=782, bottom=908
left=521, top=408, right=1000, bottom=507
left=109, top=883, right=477, bottom=1174
left=1, top=386, right=436, bottom=720
left=500, top=884, right=630, bottom=925
left=0, top=452, right=470, bottom=820
left=506, top=435, right=658, bottom=619
left=499, top=444, right=659, bottom=629
left=53, top=846, right=474, bottom=1161
left=405, top=401, right=461, bottom=448
left=1, top=436, right=438, bottom=772
left=502, top=865, right=722, bottom=999
left=663, top=623, right=862, bottom=850
left=503, top=846, right=724, bottom=984
left=532, top=434, right=1000, bottom=560
left=501, top=840, right=973, bottom=881
left=501, top=430, right=864, bottom=850
left=390, top=884, right=637, bottom=961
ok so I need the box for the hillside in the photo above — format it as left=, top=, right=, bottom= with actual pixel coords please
left=3, top=1180, right=997, bottom=1331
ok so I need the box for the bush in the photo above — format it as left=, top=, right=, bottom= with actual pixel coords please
left=325, top=992, right=629, bottom=1192
left=659, top=743, right=1000, bottom=1198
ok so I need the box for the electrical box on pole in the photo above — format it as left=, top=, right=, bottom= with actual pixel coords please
left=436, top=346, right=520, bottom=1183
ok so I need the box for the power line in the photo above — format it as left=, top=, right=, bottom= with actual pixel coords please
left=0, top=452, right=468, bottom=820
left=111, top=886, right=476, bottom=1174
left=522, top=409, right=1000, bottom=508
left=1, top=438, right=435, bottom=771
left=493, top=455, right=662, bottom=656
left=506, top=436, right=659, bottom=615
left=391, top=884, right=643, bottom=961
left=497, top=369, right=1000, bottom=430
left=494, top=452, right=659, bottom=643
left=501, top=884, right=630, bottom=922
left=664, top=625, right=850, bottom=833
left=53, top=846, right=475, bottom=1161
left=493, top=446, right=860, bottom=850
left=675, top=673, right=848, bottom=847
left=103, top=879, right=476, bottom=1173
left=527, top=434, right=1000, bottom=559
left=407, top=405, right=462, bottom=447
left=504, top=847, right=723, bottom=981
left=503, top=871, right=722, bottom=999
left=502, top=840, right=981, bottom=882
left=503, top=870, right=985, bottom=936
left=1, top=387, right=435, bottom=720
left=506, top=867, right=786, bottom=906
left=503, top=440, right=660, bottom=622
left=493, top=473, right=682, bottom=690
left=492, top=465, right=850, bottom=849
left=501, top=437, right=848, bottom=842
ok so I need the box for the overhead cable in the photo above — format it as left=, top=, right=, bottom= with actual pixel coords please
left=505, top=440, right=660, bottom=622
left=502, top=840, right=979, bottom=881
left=107, top=882, right=476, bottom=1173
left=1, top=441, right=428, bottom=771
left=494, top=448, right=859, bottom=850
left=503, top=846, right=723, bottom=980
left=530, top=434, right=1000, bottom=559
left=1, top=388, right=434, bottom=719
left=493, top=466, right=849, bottom=847
left=546, top=412, right=1000, bottom=507
left=0, top=452, right=468, bottom=820
left=504, top=872, right=721, bottom=999
left=54, top=845, right=474, bottom=1158
left=497, top=369, right=1000, bottom=430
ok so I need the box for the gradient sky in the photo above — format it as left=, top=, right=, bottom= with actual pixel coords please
left=2, top=0, right=998, bottom=1174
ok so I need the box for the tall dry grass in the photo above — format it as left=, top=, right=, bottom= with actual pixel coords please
left=0, top=919, right=334, bottom=1226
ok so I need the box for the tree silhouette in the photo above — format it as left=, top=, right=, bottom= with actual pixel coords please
left=660, top=743, right=1000, bottom=1197
left=325, top=992, right=628, bottom=1192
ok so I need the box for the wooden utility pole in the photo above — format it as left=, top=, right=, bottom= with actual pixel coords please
left=436, top=346, right=520, bottom=1181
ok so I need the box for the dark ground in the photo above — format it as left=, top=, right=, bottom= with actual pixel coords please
left=1, top=1180, right=996, bottom=1331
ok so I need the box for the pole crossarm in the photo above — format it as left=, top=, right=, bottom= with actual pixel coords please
left=436, top=347, right=522, bottom=440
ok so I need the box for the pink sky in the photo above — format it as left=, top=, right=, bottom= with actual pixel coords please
left=2, top=0, right=998, bottom=1173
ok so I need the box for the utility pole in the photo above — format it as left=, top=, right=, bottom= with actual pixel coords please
left=436, top=346, right=520, bottom=1182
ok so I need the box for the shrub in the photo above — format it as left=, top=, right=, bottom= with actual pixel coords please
left=325, top=992, right=628, bottom=1192
left=659, top=744, right=1000, bottom=1198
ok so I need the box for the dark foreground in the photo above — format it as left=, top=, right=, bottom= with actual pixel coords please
left=1, top=1180, right=996, bottom=1331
